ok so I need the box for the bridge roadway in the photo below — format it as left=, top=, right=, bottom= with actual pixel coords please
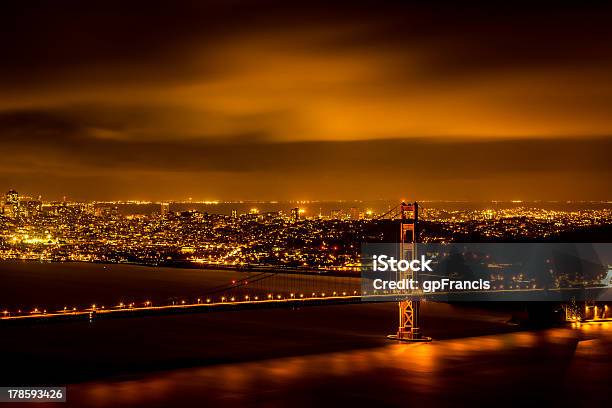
left=1, top=285, right=610, bottom=325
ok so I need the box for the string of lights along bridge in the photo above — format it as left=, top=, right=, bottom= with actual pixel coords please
left=1, top=271, right=366, bottom=322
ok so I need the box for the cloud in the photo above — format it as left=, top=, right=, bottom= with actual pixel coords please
left=0, top=109, right=610, bottom=200
left=1, top=1, right=612, bottom=198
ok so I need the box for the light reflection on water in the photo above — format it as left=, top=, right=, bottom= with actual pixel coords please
left=62, top=323, right=611, bottom=408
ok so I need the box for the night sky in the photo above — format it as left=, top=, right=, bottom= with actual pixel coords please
left=1, top=1, right=611, bottom=201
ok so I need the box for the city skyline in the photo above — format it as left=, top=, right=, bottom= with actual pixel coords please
left=3, top=184, right=611, bottom=269
left=2, top=1, right=612, bottom=200
left=3, top=187, right=612, bottom=205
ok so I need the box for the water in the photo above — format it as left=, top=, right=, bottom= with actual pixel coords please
left=0, top=261, right=357, bottom=312
left=1, top=261, right=610, bottom=407
left=60, top=323, right=611, bottom=408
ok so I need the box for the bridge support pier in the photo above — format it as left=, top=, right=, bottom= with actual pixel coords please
left=388, top=299, right=431, bottom=342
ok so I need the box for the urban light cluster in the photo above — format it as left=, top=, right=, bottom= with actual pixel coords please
left=1, top=190, right=612, bottom=271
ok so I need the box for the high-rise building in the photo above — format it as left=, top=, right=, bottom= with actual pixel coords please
left=21, top=200, right=42, bottom=218
left=6, top=189, right=18, bottom=205
left=160, top=202, right=170, bottom=216
left=3, top=190, right=19, bottom=218
left=350, top=207, right=361, bottom=220
left=231, top=209, right=238, bottom=218
left=291, top=207, right=300, bottom=221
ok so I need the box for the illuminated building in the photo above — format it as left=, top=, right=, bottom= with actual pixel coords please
left=6, top=190, right=18, bottom=205
left=2, top=189, right=19, bottom=218
left=160, top=202, right=170, bottom=216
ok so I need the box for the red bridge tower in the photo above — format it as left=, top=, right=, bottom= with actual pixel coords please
left=388, top=202, right=431, bottom=342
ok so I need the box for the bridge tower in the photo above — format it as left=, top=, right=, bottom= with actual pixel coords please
left=388, top=202, right=431, bottom=342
